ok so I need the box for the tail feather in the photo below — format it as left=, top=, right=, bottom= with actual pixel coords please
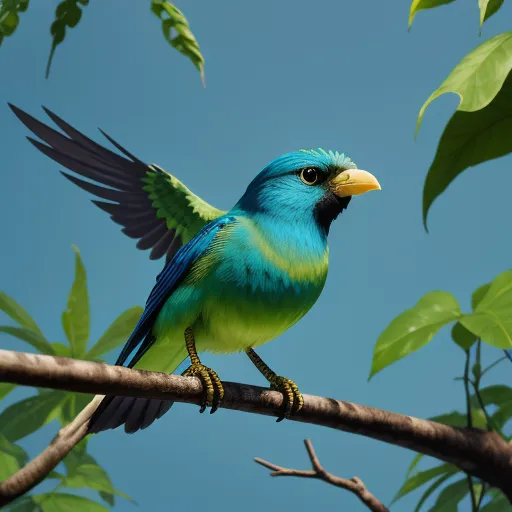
left=87, top=335, right=187, bottom=435
left=88, top=396, right=174, bottom=434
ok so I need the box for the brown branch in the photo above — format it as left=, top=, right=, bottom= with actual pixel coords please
left=255, top=439, right=389, bottom=512
left=1, top=349, right=512, bottom=507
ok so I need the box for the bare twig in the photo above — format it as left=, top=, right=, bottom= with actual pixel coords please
left=1, top=349, right=512, bottom=507
left=255, top=439, right=389, bottom=512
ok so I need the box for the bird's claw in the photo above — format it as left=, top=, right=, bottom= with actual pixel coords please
left=182, top=363, right=224, bottom=414
left=269, top=375, right=303, bottom=422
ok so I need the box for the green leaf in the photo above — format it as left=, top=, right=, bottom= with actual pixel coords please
left=0, top=434, right=28, bottom=480
left=391, top=463, right=459, bottom=504
left=151, top=1, right=205, bottom=84
left=62, top=450, right=132, bottom=504
left=422, top=59, right=512, bottom=228
left=472, top=283, right=491, bottom=310
left=429, top=410, right=488, bottom=429
left=451, top=322, right=477, bottom=350
left=414, top=473, right=455, bottom=512
left=406, top=453, right=425, bottom=478
left=34, top=493, right=109, bottom=512
left=0, top=382, right=16, bottom=400
left=0, top=291, right=43, bottom=335
left=369, top=291, right=460, bottom=378
left=59, top=392, right=93, bottom=426
left=61, top=463, right=132, bottom=502
left=481, top=489, right=512, bottom=511
left=8, top=495, right=43, bottom=512
left=51, top=342, right=72, bottom=357
left=408, top=0, right=456, bottom=28
left=473, top=384, right=512, bottom=407
left=491, top=400, right=512, bottom=430
left=461, top=270, right=512, bottom=349
left=0, top=326, right=54, bottom=354
left=479, top=0, right=505, bottom=27
left=0, top=0, right=30, bottom=46
left=417, top=32, right=512, bottom=134
left=98, top=492, right=114, bottom=507
left=429, top=477, right=469, bottom=511
left=62, top=245, right=89, bottom=357
left=46, top=0, right=88, bottom=78
left=0, top=390, right=67, bottom=442
left=86, top=306, right=143, bottom=359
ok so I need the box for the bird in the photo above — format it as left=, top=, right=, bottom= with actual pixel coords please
left=10, top=104, right=380, bottom=432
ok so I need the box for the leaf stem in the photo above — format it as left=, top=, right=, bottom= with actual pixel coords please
left=480, top=356, right=507, bottom=378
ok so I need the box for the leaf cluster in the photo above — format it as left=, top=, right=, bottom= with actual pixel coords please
left=0, top=0, right=204, bottom=80
left=0, top=246, right=142, bottom=510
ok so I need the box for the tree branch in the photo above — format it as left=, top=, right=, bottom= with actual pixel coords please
left=1, top=349, right=512, bottom=506
left=255, top=439, right=389, bottom=512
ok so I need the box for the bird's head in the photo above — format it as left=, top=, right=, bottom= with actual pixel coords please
left=235, top=149, right=380, bottom=233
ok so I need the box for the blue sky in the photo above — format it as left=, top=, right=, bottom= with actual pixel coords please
left=1, top=0, right=512, bottom=510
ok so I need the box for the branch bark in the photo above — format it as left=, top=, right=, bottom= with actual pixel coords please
left=1, top=349, right=512, bottom=506
left=255, top=439, right=389, bottom=512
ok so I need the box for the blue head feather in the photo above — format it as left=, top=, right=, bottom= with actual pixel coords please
left=233, top=149, right=356, bottom=232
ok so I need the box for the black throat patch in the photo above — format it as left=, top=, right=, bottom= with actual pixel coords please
left=314, top=193, right=351, bottom=233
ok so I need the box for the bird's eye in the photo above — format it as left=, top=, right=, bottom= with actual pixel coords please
left=299, top=168, right=320, bottom=186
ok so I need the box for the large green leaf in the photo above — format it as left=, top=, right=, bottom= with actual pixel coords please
left=472, top=283, right=491, bottom=310
left=46, top=0, right=89, bottom=79
left=0, top=326, right=54, bottom=354
left=451, top=322, right=476, bottom=350
left=461, top=270, right=512, bottom=349
left=479, top=0, right=505, bottom=27
left=429, top=478, right=469, bottom=511
left=422, top=71, right=512, bottom=228
left=407, top=0, right=456, bottom=28
left=417, top=32, right=512, bottom=134
left=0, top=0, right=30, bottom=47
left=391, top=463, right=459, bottom=504
left=0, top=382, right=16, bottom=400
left=413, top=473, right=455, bottom=512
left=151, top=1, right=204, bottom=84
left=0, top=390, right=67, bottom=442
left=86, top=306, right=143, bottom=359
left=62, top=245, right=89, bottom=358
left=34, top=493, right=109, bottom=512
left=0, top=434, right=28, bottom=480
left=0, top=291, right=43, bottom=335
left=369, top=291, right=460, bottom=378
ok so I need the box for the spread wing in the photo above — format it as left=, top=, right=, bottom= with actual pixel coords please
left=9, top=104, right=226, bottom=262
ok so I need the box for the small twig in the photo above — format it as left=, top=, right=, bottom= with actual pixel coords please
left=255, top=439, right=389, bottom=512
left=480, top=356, right=507, bottom=378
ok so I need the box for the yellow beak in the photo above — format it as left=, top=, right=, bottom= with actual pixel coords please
left=329, top=169, right=381, bottom=198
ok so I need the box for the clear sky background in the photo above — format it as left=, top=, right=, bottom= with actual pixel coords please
left=1, top=1, right=511, bottom=510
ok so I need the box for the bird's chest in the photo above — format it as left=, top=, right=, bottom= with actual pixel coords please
left=195, top=219, right=328, bottom=352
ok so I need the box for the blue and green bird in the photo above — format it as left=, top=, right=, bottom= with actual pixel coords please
left=11, top=105, right=380, bottom=431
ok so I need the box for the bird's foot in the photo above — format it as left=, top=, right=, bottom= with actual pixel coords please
left=182, top=363, right=224, bottom=414
left=269, top=375, right=304, bottom=422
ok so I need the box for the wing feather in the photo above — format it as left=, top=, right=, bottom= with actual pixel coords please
left=10, top=104, right=226, bottom=261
